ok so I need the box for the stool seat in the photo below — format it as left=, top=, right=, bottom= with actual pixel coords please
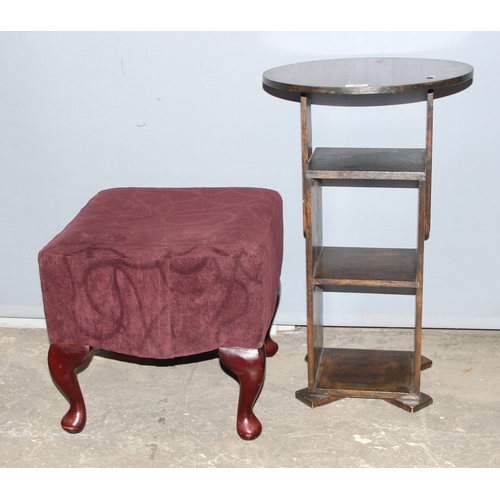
left=39, top=187, right=283, bottom=440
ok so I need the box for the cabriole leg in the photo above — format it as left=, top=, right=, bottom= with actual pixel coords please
left=219, top=345, right=266, bottom=440
left=264, top=330, right=279, bottom=357
left=264, top=290, right=281, bottom=358
left=48, top=343, right=91, bottom=434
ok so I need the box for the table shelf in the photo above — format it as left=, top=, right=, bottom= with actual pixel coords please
left=314, top=247, right=419, bottom=289
left=307, top=147, right=426, bottom=182
left=296, top=347, right=433, bottom=411
left=316, top=347, right=432, bottom=395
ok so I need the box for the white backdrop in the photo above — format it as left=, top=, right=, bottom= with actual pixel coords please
left=1, top=31, right=498, bottom=328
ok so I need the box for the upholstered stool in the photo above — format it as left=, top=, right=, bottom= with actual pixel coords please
left=38, top=187, right=283, bottom=440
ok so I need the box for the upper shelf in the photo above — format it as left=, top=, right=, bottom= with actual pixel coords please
left=263, top=58, right=473, bottom=106
left=307, top=147, right=426, bottom=182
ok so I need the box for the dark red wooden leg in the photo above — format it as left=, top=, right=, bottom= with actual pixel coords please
left=48, top=344, right=91, bottom=434
left=219, top=345, right=266, bottom=440
left=265, top=331, right=279, bottom=357
left=264, top=289, right=281, bottom=358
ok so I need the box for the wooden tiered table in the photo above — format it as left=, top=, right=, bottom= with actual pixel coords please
left=263, top=58, right=473, bottom=412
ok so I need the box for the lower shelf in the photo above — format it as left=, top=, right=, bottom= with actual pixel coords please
left=296, top=347, right=433, bottom=412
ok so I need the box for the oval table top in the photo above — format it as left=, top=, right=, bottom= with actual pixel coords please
left=263, top=58, right=473, bottom=95
left=263, top=58, right=473, bottom=105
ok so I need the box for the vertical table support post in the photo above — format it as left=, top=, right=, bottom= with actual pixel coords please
left=301, top=95, right=324, bottom=393
left=425, top=90, right=434, bottom=240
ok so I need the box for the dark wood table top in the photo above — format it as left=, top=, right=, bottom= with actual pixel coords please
left=263, top=58, right=473, bottom=105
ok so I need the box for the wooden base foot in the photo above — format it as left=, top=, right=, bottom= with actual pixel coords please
left=219, top=345, right=266, bottom=440
left=295, top=388, right=344, bottom=408
left=385, top=392, right=433, bottom=413
left=48, top=344, right=91, bottom=434
left=296, top=388, right=433, bottom=412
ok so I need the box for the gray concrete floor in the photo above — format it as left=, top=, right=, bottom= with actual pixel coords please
left=1, top=325, right=500, bottom=468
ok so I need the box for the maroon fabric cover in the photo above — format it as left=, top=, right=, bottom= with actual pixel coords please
left=38, top=187, right=283, bottom=359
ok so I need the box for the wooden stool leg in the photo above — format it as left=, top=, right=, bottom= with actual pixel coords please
left=265, top=289, right=280, bottom=358
left=219, top=345, right=266, bottom=440
left=48, top=344, right=91, bottom=434
left=264, top=331, right=279, bottom=357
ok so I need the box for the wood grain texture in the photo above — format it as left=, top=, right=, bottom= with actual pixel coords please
left=263, top=58, right=473, bottom=96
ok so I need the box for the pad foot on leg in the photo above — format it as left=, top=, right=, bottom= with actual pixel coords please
left=219, top=345, right=266, bottom=440
left=48, top=343, right=91, bottom=434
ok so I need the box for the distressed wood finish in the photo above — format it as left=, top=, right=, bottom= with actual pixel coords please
left=307, top=148, right=426, bottom=182
left=314, top=247, right=419, bottom=288
left=263, top=58, right=473, bottom=97
left=425, top=91, right=434, bottom=240
left=264, top=58, right=473, bottom=413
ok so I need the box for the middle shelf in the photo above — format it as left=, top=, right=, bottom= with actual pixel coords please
left=313, top=247, right=419, bottom=290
